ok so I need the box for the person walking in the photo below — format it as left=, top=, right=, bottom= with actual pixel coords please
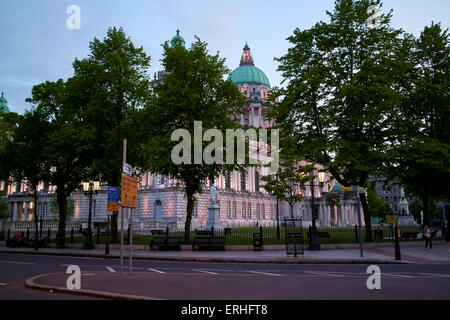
left=424, top=224, right=433, bottom=249
left=442, top=219, right=449, bottom=251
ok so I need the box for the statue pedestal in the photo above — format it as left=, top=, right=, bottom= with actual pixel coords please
left=397, top=215, right=419, bottom=226
left=206, top=205, right=222, bottom=229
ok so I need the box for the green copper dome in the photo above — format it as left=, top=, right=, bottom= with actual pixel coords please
left=0, top=92, right=9, bottom=113
left=228, top=43, right=270, bottom=88
left=229, top=65, right=271, bottom=88
left=170, top=29, right=185, bottom=48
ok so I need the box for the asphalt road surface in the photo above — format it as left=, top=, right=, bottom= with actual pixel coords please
left=0, top=253, right=449, bottom=300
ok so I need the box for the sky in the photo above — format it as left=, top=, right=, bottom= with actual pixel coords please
left=1, top=0, right=449, bottom=114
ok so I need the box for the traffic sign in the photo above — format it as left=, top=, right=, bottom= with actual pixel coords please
left=107, top=187, right=119, bottom=212
left=121, top=173, right=138, bottom=208
left=386, top=215, right=398, bottom=224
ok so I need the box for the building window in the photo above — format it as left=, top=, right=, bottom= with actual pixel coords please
left=248, top=203, right=252, bottom=219
left=262, top=204, right=265, bottom=220
left=255, top=171, right=260, bottom=192
left=240, top=171, right=247, bottom=191
left=227, top=201, right=231, bottom=218
left=256, top=203, right=260, bottom=220
left=233, top=201, right=236, bottom=219
left=225, top=171, right=232, bottom=189
left=242, top=202, right=246, bottom=219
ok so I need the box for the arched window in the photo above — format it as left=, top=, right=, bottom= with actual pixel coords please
left=225, top=171, right=232, bottom=189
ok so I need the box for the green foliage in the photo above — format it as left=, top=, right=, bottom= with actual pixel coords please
left=135, top=37, right=246, bottom=240
left=387, top=22, right=450, bottom=224
left=0, top=191, right=10, bottom=220
left=367, top=182, right=393, bottom=218
left=266, top=0, right=407, bottom=240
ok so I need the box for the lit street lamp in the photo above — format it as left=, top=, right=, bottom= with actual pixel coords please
left=82, top=181, right=100, bottom=250
left=308, top=171, right=326, bottom=250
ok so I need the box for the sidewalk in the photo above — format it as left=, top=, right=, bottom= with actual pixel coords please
left=2, top=241, right=449, bottom=264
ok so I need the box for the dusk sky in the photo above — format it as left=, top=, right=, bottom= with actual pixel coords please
left=1, top=0, right=449, bottom=114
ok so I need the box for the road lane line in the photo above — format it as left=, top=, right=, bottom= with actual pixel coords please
left=0, top=260, right=36, bottom=265
left=248, top=271, right=282, bottom=277
left=147, top=268, right=165, bottom=274
left=193, top=269, right=218, bottom=275
left=106, top=267, right=116, bottom=273
left=419, top=273, right=450, bottom=278
left=383, top=273, right=414, bottom=278
left=304, top=271, right=345, bottom=277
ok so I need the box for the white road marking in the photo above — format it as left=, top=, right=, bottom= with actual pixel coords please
left=419, top=273, right=450, bottom=278
left=106, top=267, right=116, bottom=273
left=82, top=273, right=96, bottom=276
left=248, top=271, right=283, bottom=277
left=147, top=268, right=165, bottom=274
left=383, top=273, right=414, bottom=278
left=0, top=260, right=36, bottom=265
left=193, top=269, right=219, bottom=275
left=304, top=271, right=345, bottom=277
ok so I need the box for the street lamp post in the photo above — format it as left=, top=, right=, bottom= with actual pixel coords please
left=82, top=181, right=100, bottom=250
left=308, top=172, right=325, bottom=251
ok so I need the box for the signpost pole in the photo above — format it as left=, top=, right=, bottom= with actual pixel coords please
left=353, top=186, right=364, bottom=258
left=129, top=204, right=133, bottom=275
left=120, top=139, right=126, bottom=277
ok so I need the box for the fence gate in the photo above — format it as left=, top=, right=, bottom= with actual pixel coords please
left=284, top=217, right=304, bottom=257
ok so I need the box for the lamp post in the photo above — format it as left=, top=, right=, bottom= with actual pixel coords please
left=308, top=171, right=326, bottom=251
left=82, top=181, right=100, bottom=250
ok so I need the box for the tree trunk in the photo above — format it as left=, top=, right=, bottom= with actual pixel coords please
left=56, top=187, right=67, bottom=248
left=33, top=185, right=39, bottom=246
left=184, top=193, right=195, bottom=243
left=360, top=192, right=373, bottom=242
left=289, top=202, right=294, bottom=219
left=422, top=191, right=429, bottom=226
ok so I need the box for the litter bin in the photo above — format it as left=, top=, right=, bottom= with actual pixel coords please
left=224, top=228, right=232, bottom=237
left=253, top=232, right=263, bottom=251
left=374, top=229, right=383, bottom=240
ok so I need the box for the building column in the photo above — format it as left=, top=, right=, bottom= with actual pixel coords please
left=23, top=202, right=28, bottom=221
left=240, top=114, right=244, bottom=126
left=250, top=106, right=254, bottom=126
left=340, top=203, right=345, bottom=226
left=13, top=202, right=19, bottom=221
left=258, top=107, right=262, bottom=128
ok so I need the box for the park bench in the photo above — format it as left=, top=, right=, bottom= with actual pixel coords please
left=24, top=236, right=48, bottom=248
left=5, top=235, right=26, bottom=248
left=149, top=229, right=181, bottom=251
left=192, top=230, right=226, bottom=251
left=401, top=232, right=419, bottom=239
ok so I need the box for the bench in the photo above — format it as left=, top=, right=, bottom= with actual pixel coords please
left=307, top=231, right=330, bottom=238
left=401, top=232, right=419, bottom=240
left=149, top=229, right=181, bottom=251
left=24, top=237, right=48, bottom=248
left=192, top=230, right=226, bottom=251
left=5, top=236, right=27, bottom=248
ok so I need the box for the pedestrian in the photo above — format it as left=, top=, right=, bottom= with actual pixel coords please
left=423, top=223, right=433, bottom=249
left=442, top=219, right=449, bottom=251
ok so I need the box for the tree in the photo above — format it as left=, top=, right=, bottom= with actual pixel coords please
left=27, top=79, right=95, bottom=247
left=71, top=27, right=152, bottom=241
left=2, top=108, right=51, bottom=245
left=367, top=182, right=394, bottom=219
left=266, top=0, right=407, bottom=241
left=0, top=191, right=10, bottom=220
left=135, top=37, right=246, bottom=242
left=388, top=23, right=450, bottom=225
left=262, top=139, right=314, bottom=219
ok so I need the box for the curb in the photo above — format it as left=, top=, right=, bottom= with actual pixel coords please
left=25, top=273, right=163, bottom=300
left=0, top=248, right=408, bottom=264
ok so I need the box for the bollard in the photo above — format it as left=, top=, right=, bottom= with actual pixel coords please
left=7, top=229, right=10, bottom=241
left=127, top=225, right=130, bottom=245
left=394, top=224, right=401, bottom=261
left=355, top=225, right=358, bottom=244
left=26, top=228, right=30, bottom=240
left=70, top=228, right=74, bottom=244
left=166, top=226, right=169, bottom=240
left=96, top=228, right=100, bottom=245
left=79, top=224, right=82, bottom=234
left=47, top=228, right=51, bottom=243
left=211, top=227, right=214, bottom=238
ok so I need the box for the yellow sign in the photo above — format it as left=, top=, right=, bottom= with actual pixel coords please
left=107, top=202, right=119, bottom=212
left=386, top=215, right=398, bottom=224
left=121, top=173, right=138, bottom=208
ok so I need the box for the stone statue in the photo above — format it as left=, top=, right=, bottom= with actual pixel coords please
left=210, top=184, right=219, bottom=206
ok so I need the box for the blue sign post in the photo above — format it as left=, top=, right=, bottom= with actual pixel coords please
left=107, top=187, right=119, bottom=212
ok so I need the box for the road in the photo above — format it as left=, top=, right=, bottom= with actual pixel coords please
left=0, top=252, right=449, bottom=300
